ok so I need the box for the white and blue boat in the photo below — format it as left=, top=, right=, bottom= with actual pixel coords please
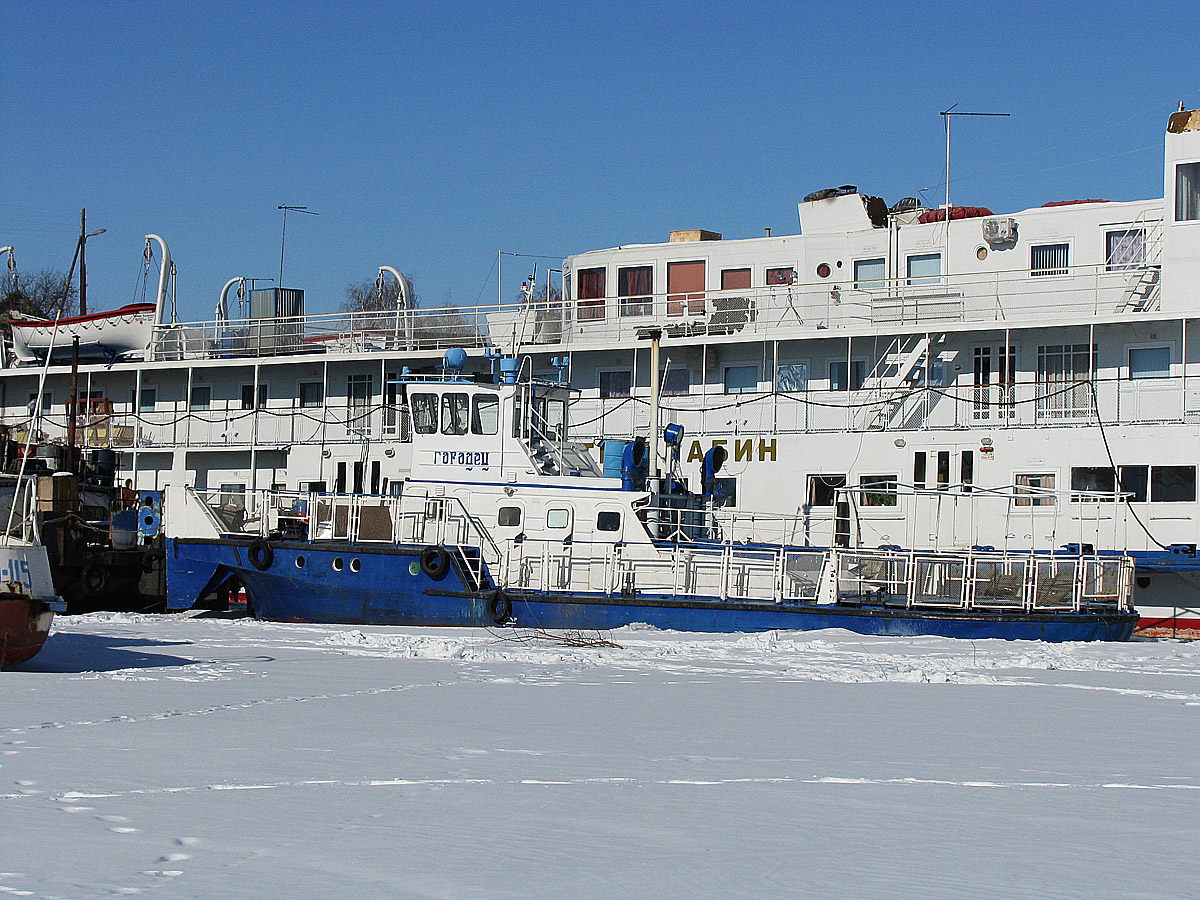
left=164, top=348, right=1138, bottom=641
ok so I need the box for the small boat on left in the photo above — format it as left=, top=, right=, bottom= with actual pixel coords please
left=0, top=540, right=64, bottom=669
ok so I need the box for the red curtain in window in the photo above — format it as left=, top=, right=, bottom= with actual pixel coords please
left=721, top=268, right=751, bottom=290
left=577, top=268, right=606, bottom=321
left=667, top=260, right=705, bottom=317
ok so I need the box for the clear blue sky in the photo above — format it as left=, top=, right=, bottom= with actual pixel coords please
left=2, top=0, right=1196, bottom=321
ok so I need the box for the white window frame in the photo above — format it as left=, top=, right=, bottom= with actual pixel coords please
left=723, top=364, right=759, bottom=395
left=1104, top=227, right=1147, bottom=272
left=598, top=369, right=632, bottom=399
left=853, top=256, right=887, bottom=291
left=1126, top=343, right=1173, bottom=380
left=1030, top=242, right=1071, bottom=277
left=906, top=252, right=942, bottom=287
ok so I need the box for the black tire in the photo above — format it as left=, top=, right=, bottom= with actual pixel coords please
left=419, top=545, right=451, bottom=581
left=486, top=590, right=512, bottom=625
left=79, top=561, right=109, bottom=599
left=248, top=539, right=274, bottom=571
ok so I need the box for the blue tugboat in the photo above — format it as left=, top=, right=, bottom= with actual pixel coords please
left=165, top=349, right=1137, bottom=642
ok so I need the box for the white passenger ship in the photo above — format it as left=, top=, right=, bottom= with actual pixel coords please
left=5, top=106, right=1200, bottom=631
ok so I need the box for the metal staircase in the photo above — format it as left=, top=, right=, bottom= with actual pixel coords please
left=1113, top=212, right=1164, bottom=313
left=856, top=336, right=931, bottom=431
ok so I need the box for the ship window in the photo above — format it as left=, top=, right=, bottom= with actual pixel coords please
left=219, top=483, right=246, bottom=510
left=596, top=511, right=621, bottom=532
left=913, top=452, right=927, bottom=489
left=1072, top=466, right=1116, bottom=501
left=1031, top=243, right=1069, bottom=276
left=961, top=451, right=974, bottom=493
left=721, top=268, right=751, bottom=290
left=138, top=388, right=157, bottom=413
left=906, top=253, right=941, bottom=286
left=410, top=393, right=438, bottom=434
left=599, top=370, right=631, bottom=399
left=853, top=257, right=886, bottom=290
left=578, top=267, right=606, bottom=321
left=1119, top=465, right=1148, bottom=503
left=189, top=385, right=211, bottom=411
left=472, top=395, right=499, bottom=434
left=859, top=474, right=897, bottom=507
left=1151, top=465, right=1196, bottom=502
left=766, top=266, right=796, bottom=286
left=667, top=260, right=706, bottom=317
left=724, top=365, right=758, bottom=394
left=498, top=506, right=522, bottom=527
left=546, top=508, right=570, bottom=529
left=1176, top=162, right=1200, bottom=221
left=241, top=383, right=267, bottom=410
left=28, top=391, right=51, bottom=414
left=777, top=363, right=808, bottom=391
left=829, top=360, right=865, bottom=391
left=440, top=393, right=469, bottom=435
left=936, top=451, right=950, bottom=490
left=1106, top=229, right=1146, bottom=271
left=1128, top=346, right=1170, bottom=379
left=1014, top=472, right=1056, bottom=507
left=661, top=368, right=691, bottom=396
left=807, top=474, right=846, bottom=507
left=300, top=382, right=324, bottom=408
left=714, top=477, right=737, bottom=508
left=617, top=265, right=653, bottom=317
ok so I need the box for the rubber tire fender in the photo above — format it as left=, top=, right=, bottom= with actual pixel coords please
left=79, top=561, right=109, bottom=599
left=419, top=545, right=451, bottom=581
left=248, top=538, right=274, bottom=571
left=486, top=590, right=512, bottom=625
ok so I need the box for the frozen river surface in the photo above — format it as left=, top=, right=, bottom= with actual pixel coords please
left=4, top=613, right=1200, bottom=899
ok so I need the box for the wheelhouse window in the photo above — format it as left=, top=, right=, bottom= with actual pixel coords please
left=1106, top=229, right=1146, bottom=271
left=410, top=393, right=438, bottom=434
left=189, top=385, right=211, bottom=411
left=1151, top=465, right=1196, bottom=502
left=1014, top=472, right=1056, bottom=507
left=577, top=267, right=606, bottom=321
left=667, top=260, right=705, bottom=317
left=1129, top=346, right=1170, bottom=379
left=859, top=474, right=897, bottom=507
left=906, top=253, right=941, bottom=286
left=723, top=365, right=758, bottom=394
left=471, top=395, right=499, bottom=434
left=599, top=370, right=631, bottom=399
left=807, top=474, right=846, bottom=507
left=440, top=392, right=469, bottom=435
left=1176, top=162, right=1200, bottom=221
left=1031, top=243, right=1069, bottom=276
left=853, top=257, right=886, bottom=290
left=766, top=267, right=796, bottom=286
left=617, top=265, right=653, bottom=317
left=299, top=382, right=324, bottom=408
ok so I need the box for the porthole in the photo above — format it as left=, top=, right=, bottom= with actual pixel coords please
left=816, top=263, right=831, bottom=278
left=295, top=555, right=306, bottom=569
left=350, top=558, right=361, bottom=573
left=1136, top=575, right=1151, bottom=590
left=976, top=245, right=988, bottom=261
left=332, top=557, right=344, bottom=572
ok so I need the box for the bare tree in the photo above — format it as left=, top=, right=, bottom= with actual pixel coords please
left=341, top=274, right=411, bottom=315
left=2, top=268, right=78, bottom=320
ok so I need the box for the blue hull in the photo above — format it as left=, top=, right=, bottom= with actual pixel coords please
left=167, top=539, right=1137, bottom=642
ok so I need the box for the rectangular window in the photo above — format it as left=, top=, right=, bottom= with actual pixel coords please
left=913, top=452, right=927, bottom=489
left=306, top=481, right=327, bottom=493
left=596, top=511, right=621, bottom=532
left=721, top=268, right=751, bottom=290
left=219, top=483, right=246, bottom=511
left=777, top=363, right=808, bottom=391
left=440, top=392, right=469, bottom=435
left=370, top=460, right=381, bottom=495
left=1119, top=465, right=1148, bottom=502
left=859, top=474, right=897, bottom=507
left=714, top=476, right=737, bottom=508
left=1106, top=229, right=1146, bottom=271
left=241, top=384, right=267, bottom=410
left=335, top=463, right=346, bottom=494
left=1151, top=465, right=1196, bottom=502
left=807, top=474, right=846, bottom=507
left=667, top=260, right=705, bottom=317
left=189, top=385, right=211, bottom=411
left=1031, top=243, right=1069, bottom=276
left=599, top=370, right=631, bottom=399
left=347, top=374, right=373, bottom=435
left=1015, top=472, right=1056, bottom=507
left=299, top=382, right=324, bottom=408
left=829, top=360, right=865, bottom=391
left=471, top=395, right=499, bottom=435
left=960, top=450, right=974, bottom=493
left=661, top=368, right=691, bottom=396
left=936, top=451, right=950, bottom=490
left=1176, top=161, right=1200, bottom=222
left=765, top=267, right=796, bottom=286
left=617, top=265, right=653, bottom=317
left=1072, top=466, right=1116, bottom=501
left=1129, top=346, right=1170, bottom=379
left=853, top=257, right=886, bottom=290
left=577, top=267, right=606, bottom=321
left=1037, top=343, right=1095, bottom=419
left=724, top=365, right=758, bottom=394
left=139, top=388, right=156, bottom=413
left=28, top=392, right=51, bottom=414
left=410, top=393, right=438, bottom=434
left=907, top=253, right=941, bottom=286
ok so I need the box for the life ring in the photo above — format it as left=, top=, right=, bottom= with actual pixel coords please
left=248, top=539, right=274, bottom=571
left=79, top=561, right=109, bottom=599
left=486, top=590, right=512, bottom=625
left=419, top=545, right=451, bottom=581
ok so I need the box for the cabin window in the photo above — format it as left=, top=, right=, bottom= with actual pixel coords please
left=1119, top=465, right=1148, bottom=502
left=410, top=393, right=438, bottom=434
left=721, top=268, right=751, bottom=290
left=1106, top=229, right=1146, bottom=271
left=1128, top=346, right=1170, bottom=379
left=336, top=463, right=347, bottom=493
left=189, top=385, right=211, bottom=411
left=577, top=267, right=606, bottom=321
left=853, top=257, right=886, bottom=290
left=777, top=363, right=808, bottom=391
left=138, top=388, right=156, bottom=413
left=306, top=481, right=327, bottom=493
left=1072, top=466, right=1116, bottom=501
left=667, top=260, right=705, bottom=316
left=859, top=474, right=897, bottom=507
left=936, top=451, right=951, bottom=490
left=546, top=508, right=570, bottom=530
left=913, top=452, right=927, bottom=489
left=241, top=383, right=267, bottom=410
left=714, top=477, right=737, bottom=508
left=299, top=382, right=324, bottom=408
left=807, top=474, right=846, bottom=507
left=766, top=266, right=796, bottom=286
left=1037, top=343, right=1095, bottom=419
left=599, top=370, right=631, bottom=399
left=498, top=506, right=522, bottom=527
left=617, top=265, right=653, bottom=317
left=661, top=368, right=691, bottom=396
left=829, top=360, right=865, bottom=391
left=471, top=395, right=499, bottom=434
left=1014, top=472, right=1056, bottom=507
left=219, top=483, right=246, bottom=511
left=440, top=393, right=469, bottom=435
left=1151, top=465, right=1196, bottom=502
left=960, top=450, right=974, bottom=493
left=724, top=365, right=758, bottom=394
left=1030, top=243, right=1069, bottom=276
left=906, top=253, right=941, bottom=286
left=596, top=511, right=621, bottom=532
left=28, top=392, right=51, bottom=414
left=1176, top=162, right=1200, bottom=221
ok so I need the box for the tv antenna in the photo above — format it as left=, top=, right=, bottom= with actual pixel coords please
left=278, top=205, right=318, bottom=288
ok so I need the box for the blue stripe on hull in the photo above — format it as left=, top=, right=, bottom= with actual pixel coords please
left=167, top=539, right=1136, bottom=642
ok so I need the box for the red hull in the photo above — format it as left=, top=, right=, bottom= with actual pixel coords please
left=0, top=594, right=53, bottom=669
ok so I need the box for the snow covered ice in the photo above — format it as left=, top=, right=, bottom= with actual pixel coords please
left=4, top=614, right=1199, bottom=899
